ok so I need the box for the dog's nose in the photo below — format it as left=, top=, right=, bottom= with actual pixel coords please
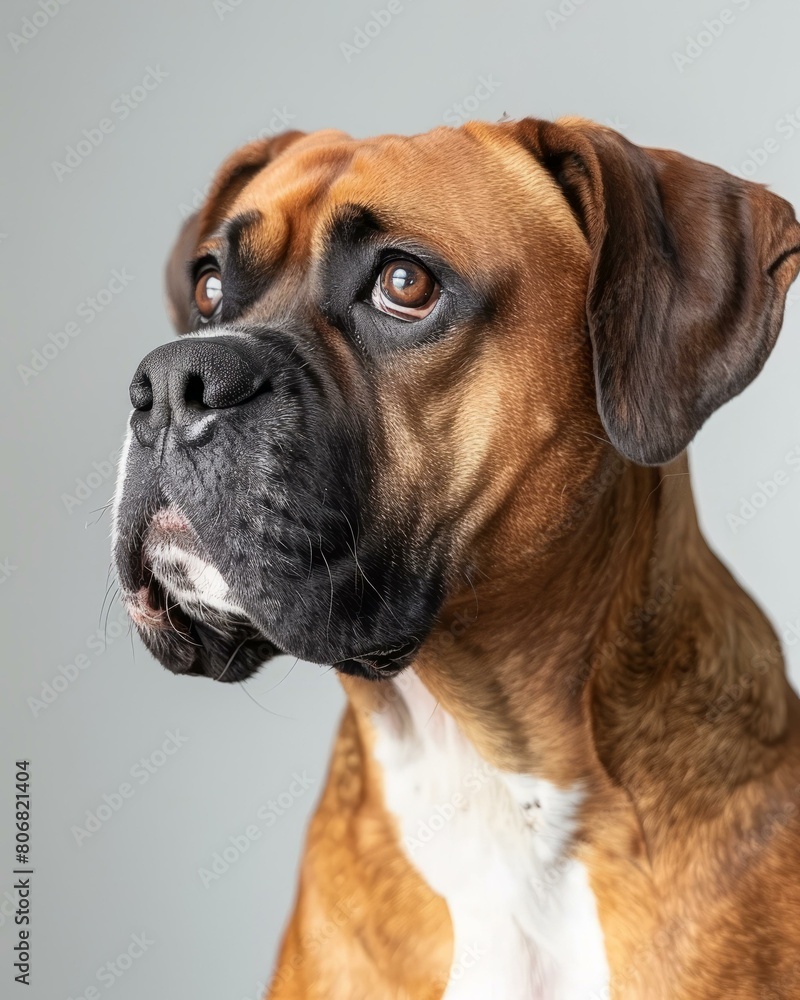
left=129, top=337, right=267, bottom=445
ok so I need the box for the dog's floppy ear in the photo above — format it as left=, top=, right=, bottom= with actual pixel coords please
left=516, top=117, right=800, bottom=465
left=164, top=130, right=305, bottom=333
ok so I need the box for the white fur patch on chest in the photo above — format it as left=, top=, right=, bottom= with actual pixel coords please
left=371, top=671, right=609, bottom=999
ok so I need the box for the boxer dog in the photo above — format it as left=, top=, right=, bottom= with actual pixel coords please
left=113, top=118, right=800, bottom=998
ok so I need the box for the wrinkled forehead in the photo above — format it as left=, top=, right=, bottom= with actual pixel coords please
left=203, top=123, right=577, bottom=277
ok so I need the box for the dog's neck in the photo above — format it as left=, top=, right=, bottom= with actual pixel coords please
left=347, top=452, right=792, bottom=832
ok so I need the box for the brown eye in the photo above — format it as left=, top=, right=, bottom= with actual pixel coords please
left=195, top=270, right=223, bottom=320
left=373, top=259, right=439, bottom=320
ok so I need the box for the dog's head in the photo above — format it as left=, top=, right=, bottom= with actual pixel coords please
left=112, top=119, right=800, bottom=682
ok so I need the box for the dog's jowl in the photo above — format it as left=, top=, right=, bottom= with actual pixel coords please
left=113, top=118, right=800, bottom=999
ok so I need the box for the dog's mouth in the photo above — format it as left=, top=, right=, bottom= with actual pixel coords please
left=115, top=500, right=427, bottom=681
left=117, top=506, right=277, bottom=682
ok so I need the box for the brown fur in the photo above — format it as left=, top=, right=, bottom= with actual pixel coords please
left=165, top=119, right=800, bottom=998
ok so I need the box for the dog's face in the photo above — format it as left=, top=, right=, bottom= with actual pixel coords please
left=113, top=119, right=800, bottom=683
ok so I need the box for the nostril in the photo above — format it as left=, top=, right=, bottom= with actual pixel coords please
left=183, top=374, right=208, bottom=411
left=130, top=374, right=153, bottom=411
left=129, top=338, right=269, bottom=428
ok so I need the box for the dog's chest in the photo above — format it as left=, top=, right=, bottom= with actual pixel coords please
left=371, top=672, right=609, bottom=999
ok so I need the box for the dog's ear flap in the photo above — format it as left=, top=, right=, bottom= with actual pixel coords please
left=516, top=117, right=800, bottom=465
left=164, top=130, right=305, bottom=333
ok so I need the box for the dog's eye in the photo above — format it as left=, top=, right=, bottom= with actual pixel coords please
left=195, top=270, right=223, bottom=321
left=371, top=259, right=439, bottom=321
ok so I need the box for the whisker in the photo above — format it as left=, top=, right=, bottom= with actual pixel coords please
left=237, top=679, right=296, bottom=720
left=85, top=498, right=114, bottom=528
left=216, top=634, right=251, bottom=682
left=98, top=567, right=117, bottom=627
left=319, top=541, right=335, bottom=643
left=102, top=588, right=120, bottom=651
left=254, top=656, right=300, bottom=694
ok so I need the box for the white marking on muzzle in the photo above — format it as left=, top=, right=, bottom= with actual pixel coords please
left=110, top=419, right=134, bottom=550
left=147, top=541, right=246, bottom=618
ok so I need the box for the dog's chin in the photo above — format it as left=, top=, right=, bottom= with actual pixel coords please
left=123, top=578, right=278, bottom=683
left=125, top=578, right=418, bottom=683
left=116, top=506, right=426, bottom=682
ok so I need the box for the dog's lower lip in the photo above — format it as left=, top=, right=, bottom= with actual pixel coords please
left=123, top=576, right=178, bottom=632
left=124, top=588, right=163, bottom=630
left=123, top=550, right=199, bottom=643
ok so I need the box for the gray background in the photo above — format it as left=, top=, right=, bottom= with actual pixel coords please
left=2, top=0, right=800, bottom=997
